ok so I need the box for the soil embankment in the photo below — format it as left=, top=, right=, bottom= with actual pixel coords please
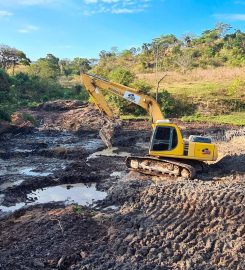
left=0, top=100, right=244, bottom=270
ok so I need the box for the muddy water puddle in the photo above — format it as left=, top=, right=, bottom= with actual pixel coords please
left=20, top=167, right=51, bottom=177
left=87, top=147, right=131, bottom=161
left=34, top=132, right=104, bottom=151
left=62, top=138, right=104, bottom=151
left=0, top=183, right=107, bottom=213
left=0, top=131, right=123, bottom=215
left=0, top=180, right=24, bottom=191
left=0, top=158, right=68, bottom=178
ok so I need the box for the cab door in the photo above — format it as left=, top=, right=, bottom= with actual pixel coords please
left=150, top=125, right=184, bottom=157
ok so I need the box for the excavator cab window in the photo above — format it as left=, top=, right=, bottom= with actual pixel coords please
left=151, top=126, right=178, bottom=151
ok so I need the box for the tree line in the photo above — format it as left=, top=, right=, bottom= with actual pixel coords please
left=93, top=23, right=245, bottom=76
left=0, top=23, right=244, bottom=121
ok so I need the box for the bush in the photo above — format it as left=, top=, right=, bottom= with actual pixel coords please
left=22, top=112, right=36, bottom=124
left=130, top=80, right=152, bottom=95
left=0, top=108, right=11, bottom=121
left=108, top=67, right=135, bottom=86
left=0, top=69, right=10, bottom=101
left=63, top=87, right=89, bottom=101
left=158, top=90, right=196, bottom=117
left=157, top=90, right=176, bottom=117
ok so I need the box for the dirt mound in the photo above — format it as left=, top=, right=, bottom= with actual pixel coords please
left=11, top=112, right=34, bottom=127
left=22, top=101, right=106, bottom=132
left=75, top=179, right=245, bottom=270
left=35, top=100, right=84, bottom=111
left=0, top=205, right=107, bottom=270
left=0, top=120, right=14, bottom=135
left=0, top=119, right=33, bottom=136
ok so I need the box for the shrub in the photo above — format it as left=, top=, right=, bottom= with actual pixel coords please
left=22, top=112, right=36, bottom=125
left=0, top=69, right=10, bottom=102
left=0, top=108, right=11, bottom=121
left=108, top=67, right=135, bottom=86
left=158, top=90, right=196, bottom=117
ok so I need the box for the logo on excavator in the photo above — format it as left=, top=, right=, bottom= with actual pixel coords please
left=202, top=148, right=211, bottom=155
left=124, top=91, right=140, bottom=104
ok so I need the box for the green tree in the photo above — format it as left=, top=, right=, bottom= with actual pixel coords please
left=29, top=54, right=60, bottom=79
left=70, top=57, right=91, bottom=74
left=108, top=67, right=135, bottom=86
left=0, top=45, right=30, bottom=74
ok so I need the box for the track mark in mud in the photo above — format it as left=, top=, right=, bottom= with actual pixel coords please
left=74, top=179, right=245, bottom=270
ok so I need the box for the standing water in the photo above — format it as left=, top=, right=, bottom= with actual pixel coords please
left=0, top=183, right=107, bottom=213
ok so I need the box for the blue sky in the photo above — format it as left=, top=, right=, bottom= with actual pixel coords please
left=0, top=0, right=244, bottom=60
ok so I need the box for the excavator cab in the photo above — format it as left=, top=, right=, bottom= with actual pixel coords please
left=150, top=120, right=218, bottom=162
left=150, top=121, right=185, bottom=158
left=151, top=125, right=178, bottom=151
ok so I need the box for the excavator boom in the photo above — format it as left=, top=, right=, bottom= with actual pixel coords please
left=81, top=73, right=164, bottom=123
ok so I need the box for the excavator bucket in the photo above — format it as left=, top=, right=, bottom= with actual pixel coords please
left=99, top=124, right=114, bottom=148
left=99, top=119, right=121, bottom=148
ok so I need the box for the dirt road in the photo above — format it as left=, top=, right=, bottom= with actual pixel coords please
left=0, top=101, right=244, bottom=270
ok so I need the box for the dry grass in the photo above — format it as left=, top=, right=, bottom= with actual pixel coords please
left=137, top=66, right=245, bottom=101
left=137, top=66, right=245, bottom=86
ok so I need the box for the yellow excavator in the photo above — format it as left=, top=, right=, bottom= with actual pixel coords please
left=81, top=73, right=218, bottom=179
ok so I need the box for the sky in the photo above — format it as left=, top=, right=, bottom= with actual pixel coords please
left=0, top=0, right=244, bottom=60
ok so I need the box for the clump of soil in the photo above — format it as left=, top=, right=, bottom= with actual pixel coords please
left=22, top=100, right=106, bottom=132
left=0, top=204, right=108, bottom=270
left=11, top=112, right=34, bottom=127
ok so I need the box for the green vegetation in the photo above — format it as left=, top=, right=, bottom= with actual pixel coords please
left=0, top=24, right=244, bottom=125
left=92, top=24, right=245, bottom=75
left=182, top=112, right=245, bottom=126
left=0, top=51, right=88, bottom=121
left=0, top=68, right=88, bottom=121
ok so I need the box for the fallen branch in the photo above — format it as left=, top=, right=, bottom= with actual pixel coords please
left=50, top=218, right=64, bottom=236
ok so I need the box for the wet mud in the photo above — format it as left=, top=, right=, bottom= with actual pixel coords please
left=0, top=100, right=244, bottom=270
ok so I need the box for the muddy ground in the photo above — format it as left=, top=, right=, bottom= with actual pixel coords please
left=0, top=100, right=244, bottom=270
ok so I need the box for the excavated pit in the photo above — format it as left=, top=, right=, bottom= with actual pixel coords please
left=0, top=100, right=244, bottom=270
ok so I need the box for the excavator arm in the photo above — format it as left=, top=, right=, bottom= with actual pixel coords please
left=81, top=73, right=164, bottom=123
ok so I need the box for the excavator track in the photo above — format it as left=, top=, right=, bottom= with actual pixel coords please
left=126, top=156, right=198, bottom=180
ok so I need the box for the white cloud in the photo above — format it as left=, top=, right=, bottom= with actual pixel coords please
left=215, top=13, right=245, bottom=21
left=112, top=7, right=142, bottom=14
left=18, top=24, right=39, bottom=33
left=0, top=10, right=13, bottom=17
left=82, top=0, right=151, bottom=15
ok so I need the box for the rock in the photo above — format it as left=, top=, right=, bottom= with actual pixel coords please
left=80, top=251, right=88, bottom=259
left=157, top=252, right=164, bottom=262
left=33, top=259, right=44, bottom=268
left=140, top=246, right=149, bottom=256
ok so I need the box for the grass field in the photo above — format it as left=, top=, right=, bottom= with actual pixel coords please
left=137, top=67, right=245, bottom=100
left=138, top=67, right=245, bottom=126
left=182, top=111, right=245, bottom=126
